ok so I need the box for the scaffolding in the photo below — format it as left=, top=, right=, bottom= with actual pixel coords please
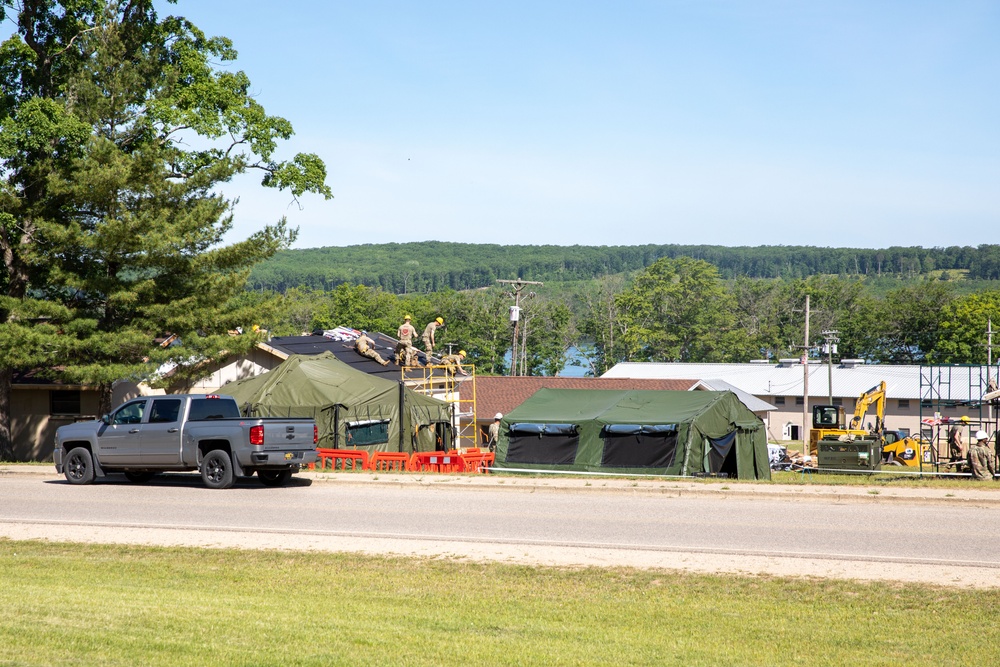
left=919, top=365, right=999, bottom=472
left=401, top=363, right=479, bottom=451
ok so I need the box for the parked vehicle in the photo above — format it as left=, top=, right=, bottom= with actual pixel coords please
left=54, top=394, right=317, bottom=489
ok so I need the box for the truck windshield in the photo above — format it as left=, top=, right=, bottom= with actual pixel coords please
left=188, top=397, right=241, bottom=421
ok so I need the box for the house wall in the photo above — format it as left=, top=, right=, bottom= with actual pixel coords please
left=169, top=348, right=285, bottom=394
left=11, top=387, right=102, bottom=462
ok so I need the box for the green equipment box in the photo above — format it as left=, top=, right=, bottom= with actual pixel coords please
left=817, top=437, right=883, bottom=472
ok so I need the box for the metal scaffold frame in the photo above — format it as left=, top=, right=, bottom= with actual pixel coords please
left=401, top=363, right=479, bottom=451
left=919, top=364, right=998, bottom=472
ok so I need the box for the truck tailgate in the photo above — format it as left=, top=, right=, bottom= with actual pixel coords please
left=260, top=422, right=315, bottom=450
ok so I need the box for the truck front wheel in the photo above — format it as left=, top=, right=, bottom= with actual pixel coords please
left=201, top=450, right=235, bottom=489
left=64, top=447, right=95, bottom=485
left=258, top=469, right=293, bottom=487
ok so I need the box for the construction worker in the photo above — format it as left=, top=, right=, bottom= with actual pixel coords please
left=440, top=350, right=469, bottom=376
left=422, top=317, right=444, bottom=357
left=969, top=430, right=997, bottom=481
left=948, top=418, right=968, bottom=466
left=486, top=413, right=502, bottom=452
left=355, top=332, right=390, bottom=366
left=395, top=315, right=418, bottom=365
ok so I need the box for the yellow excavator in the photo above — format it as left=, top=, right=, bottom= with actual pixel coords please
left=810, top=381, right=927, bottom=467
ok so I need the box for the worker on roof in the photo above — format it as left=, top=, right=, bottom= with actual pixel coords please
left=968, top=430, right=997, bottom=481
left=395, top=315, right=418, bottom=366
left=440, top=349, right=469, bottom=377
left=422, top=316, right=444, bottom=358
left=355, top=332, right=390, bottom=366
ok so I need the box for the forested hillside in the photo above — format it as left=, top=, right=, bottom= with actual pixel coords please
left=249, top=242, right=1000, bottom=293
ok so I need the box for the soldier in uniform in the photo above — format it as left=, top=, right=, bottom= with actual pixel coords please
left=948, top=419, right=967, bottom=465
left=440, top=350, right=469, bottom=376
left=395, top=315, right=418, bottom=365
left=355, top=332, right=390, bottom=366
left=486, top=413, right=502, bottom=452
left=422, top=317, right=444, bottom=357
left=968, top=430, right=997, bottom=481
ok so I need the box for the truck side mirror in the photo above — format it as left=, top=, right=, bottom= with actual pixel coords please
left=100, top=414, right=110, bottom=425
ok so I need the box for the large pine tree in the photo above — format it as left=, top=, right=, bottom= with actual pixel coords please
left=0, top=0, right=331, bottom=458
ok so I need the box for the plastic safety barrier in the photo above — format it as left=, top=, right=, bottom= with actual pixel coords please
left=369, top=451, right=409, bottom=472
left=461, top=451, right=494, bottom=473
left=311, top=448, right=369, bottom=471
left=408, top=451, right=463, bottom=473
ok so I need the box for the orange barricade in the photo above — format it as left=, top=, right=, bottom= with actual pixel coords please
left=461, top=451, right=494, bottom=473
left=370, top=451, right=409, bottom=472
left=312, top=448, right=369, bottom=471
left=408, top=451, right=464, bottom=473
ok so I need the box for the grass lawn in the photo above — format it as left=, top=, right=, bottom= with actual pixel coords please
left=1, top=540, right=998, bottom=666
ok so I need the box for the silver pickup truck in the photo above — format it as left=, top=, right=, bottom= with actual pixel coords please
left=54, top=394, right=317, bottom=489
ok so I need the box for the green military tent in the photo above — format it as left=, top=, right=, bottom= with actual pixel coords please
left=495, top=388, right=770, bottom=480
left=221, top=352, right=453, bottom=454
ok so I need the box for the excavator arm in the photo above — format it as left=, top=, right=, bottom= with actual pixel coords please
left=849, top=381, right=886, bottom=433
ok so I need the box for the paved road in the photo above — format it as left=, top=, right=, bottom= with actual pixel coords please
left=2, top=469, right=1000, bottom=587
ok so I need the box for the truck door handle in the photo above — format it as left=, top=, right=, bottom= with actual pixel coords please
left=128, top=429, right=140, bottom=434
left=167, top=428, right=179, bottom=433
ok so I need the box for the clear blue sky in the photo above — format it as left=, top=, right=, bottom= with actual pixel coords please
left=25, top=2, right=1000, bottom=249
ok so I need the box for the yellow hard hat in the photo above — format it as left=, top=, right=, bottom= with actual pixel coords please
left=404, top=314, right=412, bottom=321
left=436, top=317, right=444, bottom=325
left=459, top=350, right=466, bottom=357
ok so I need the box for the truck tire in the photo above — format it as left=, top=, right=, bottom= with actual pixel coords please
left=64, top=447, right=95, bottom=485
left=258, top=469, right=293, bottom=487
left=201, top=450, right=235, bottom=489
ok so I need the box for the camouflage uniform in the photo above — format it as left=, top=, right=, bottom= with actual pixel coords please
left=355, top=334, right=390, bottom=366
left=395, top=320, right=418, bottom=365
left=487, top=420, right=500, bottom=452
left=968, top=443, right=997, bottom=481
left=440, top=353, right=468, bottom=376
left=948, top=424, right=966, bottom=462
left=422, top=320, right=442, bottom=356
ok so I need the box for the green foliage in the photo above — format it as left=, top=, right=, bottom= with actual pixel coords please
left=927, top=291, right=1000, bottom=364
left=249, top=241, right=1000, bottom=294
left=0, top=1, right=331, bottom=413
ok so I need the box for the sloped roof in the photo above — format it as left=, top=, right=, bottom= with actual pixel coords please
left=695, top=379, right=776, bottom=413
left=475, top=376, right=698, bottom=421
left=265, top=332, right=441, bottom=380
left=604, top=362, right=939, bottom=401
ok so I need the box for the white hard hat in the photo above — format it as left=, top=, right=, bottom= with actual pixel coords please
left=976, top=430, right=988, bottom=440
left=494, top=413, right=503, bottom=420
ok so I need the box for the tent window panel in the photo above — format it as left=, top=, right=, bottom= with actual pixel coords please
left=346, top=420, right=390, bottom=446
left=601, top=433, right=678, bottom=468
left=507, top=434, right=580, bottom=465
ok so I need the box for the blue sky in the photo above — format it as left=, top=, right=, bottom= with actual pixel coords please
left=20, top=2, right=1000, bottom=249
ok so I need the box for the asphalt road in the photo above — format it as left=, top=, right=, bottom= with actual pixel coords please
left=3, top=469, right=1000, bottom=587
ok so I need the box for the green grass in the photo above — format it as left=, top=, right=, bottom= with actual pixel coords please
left=1, top=540, right=998, bottom=666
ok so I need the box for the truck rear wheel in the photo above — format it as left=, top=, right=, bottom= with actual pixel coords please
left=64, top=447, right=95, bottom=485
left=201, top=450, right=235, bottom=489
left=258, top=469, right=293, bottom=487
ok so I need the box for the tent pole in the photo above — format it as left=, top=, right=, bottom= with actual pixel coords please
left=399, top=381, right=405, bottom=453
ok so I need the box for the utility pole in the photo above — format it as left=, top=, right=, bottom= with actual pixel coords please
left=988, top=318, right=994, bottom=422
left=803, top=295, right=810, bottom=451
left=822, top=330, right=840, bottom=405
left=497, top=279, right=543, bottom=376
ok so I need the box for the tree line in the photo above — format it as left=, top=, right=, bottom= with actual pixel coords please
left=248, top=242, right=1000, bottom=293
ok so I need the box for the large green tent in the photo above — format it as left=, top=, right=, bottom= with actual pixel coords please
left=495, top=388, right=770, bottom=480
left=221, top=352, right=452, bottom=453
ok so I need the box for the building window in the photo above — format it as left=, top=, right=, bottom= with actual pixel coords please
left=795, top=397, right=804, bottom=405
left=832, top=398, right=843, bottom=406
left=774, top=396, right=785, bottom=406
left=898, top=399, right=910, bottom=410
left=50, top=390, right=81, bottom=415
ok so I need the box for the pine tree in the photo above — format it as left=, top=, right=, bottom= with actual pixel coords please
left=0, top=1, right=331, bottom=458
